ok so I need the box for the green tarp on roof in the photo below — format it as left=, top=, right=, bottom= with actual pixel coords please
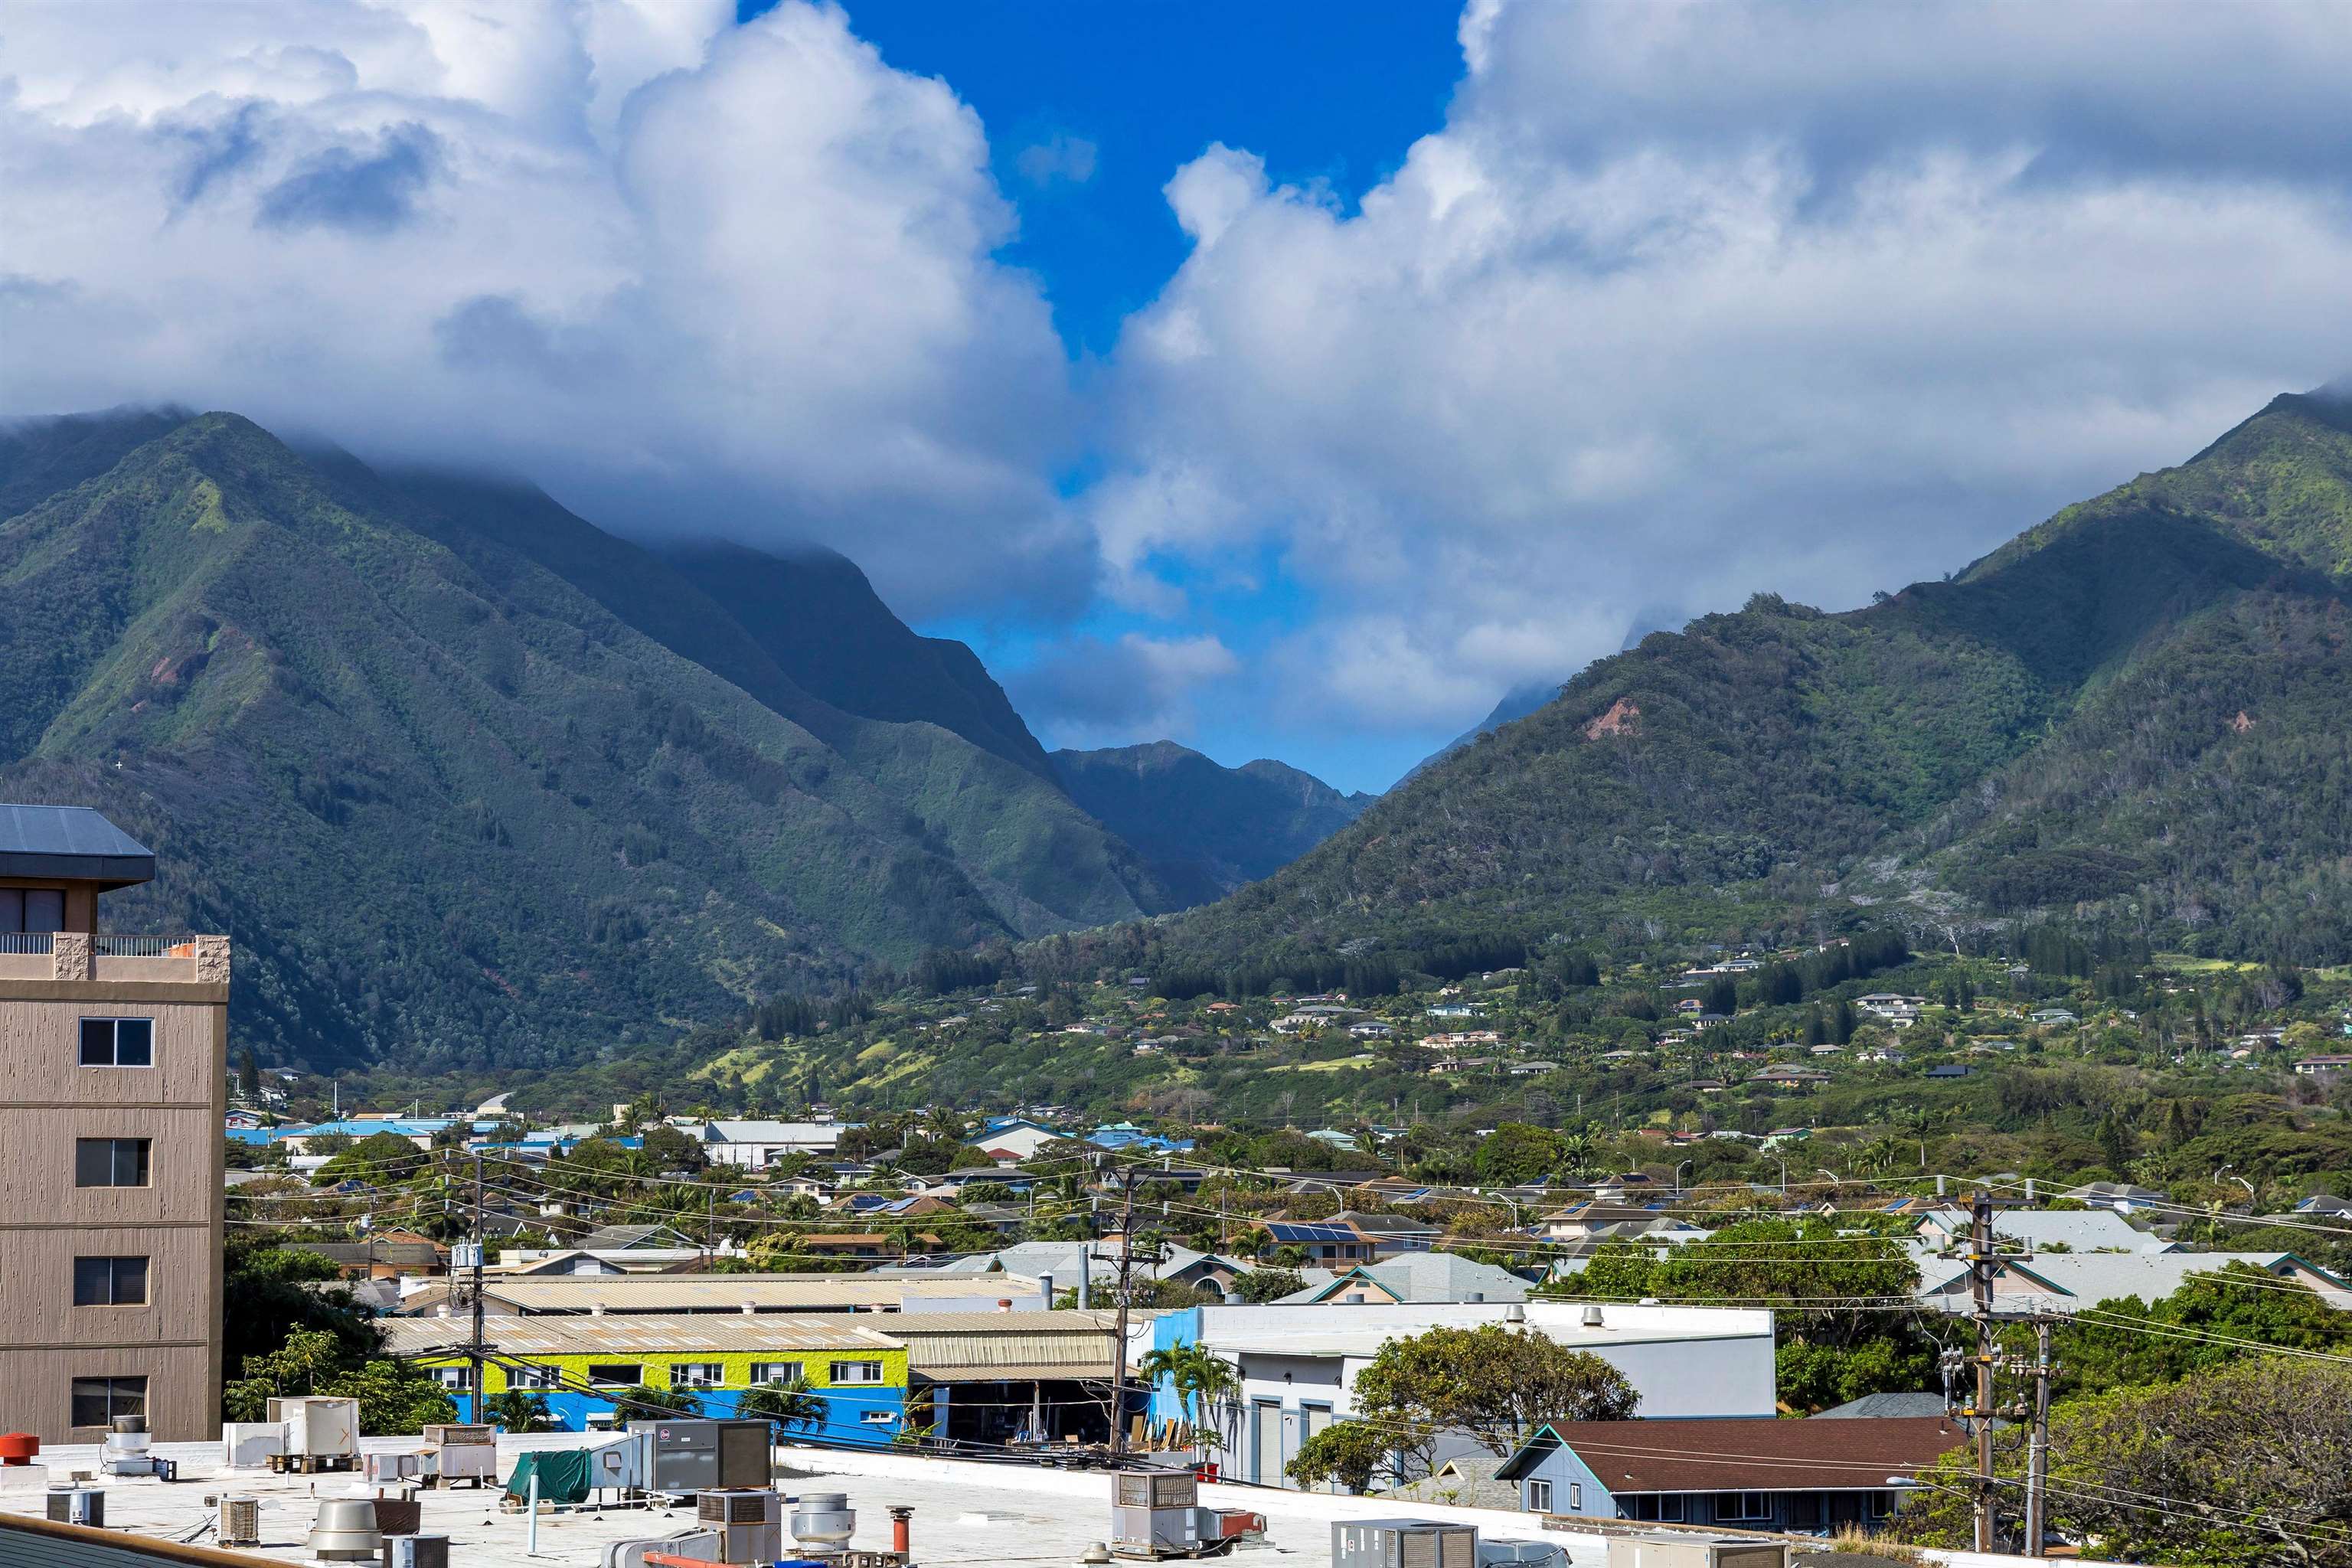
left=505, top=1446, right=596, bottom=1504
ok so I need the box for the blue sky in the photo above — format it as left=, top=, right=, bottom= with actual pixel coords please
left=11, top=2, right=2352, bottom=794
left=779, top=2, right=1464, bottom=358
left=752, top=0, right=1472, bottom=788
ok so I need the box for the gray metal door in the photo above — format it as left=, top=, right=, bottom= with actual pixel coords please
left=1251, top=1401, right=1282, bottom=1485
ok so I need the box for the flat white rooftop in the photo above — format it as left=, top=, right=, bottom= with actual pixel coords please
left=0, top=1432, right=1574, bottom=1568
left=0, top=1431, right=2082, bottom=1568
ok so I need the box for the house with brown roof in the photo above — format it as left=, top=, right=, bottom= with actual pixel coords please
left=1494, top=1415, right=1962, bottom=1534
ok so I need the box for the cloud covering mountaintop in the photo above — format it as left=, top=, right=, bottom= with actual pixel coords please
left=7, top=0, right=2352, bottom=787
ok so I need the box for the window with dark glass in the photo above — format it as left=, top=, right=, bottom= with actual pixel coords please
left=74, top=1255, right=149, bottom=1305
left=70, top=1375, right=146, bottom=1429
left=586, top=1364, right=642, bottom=1388
left=2, top=887, right=67, bottom=933
left=76, top=1137, right=152, bottom=1187
left=79, top=1018, right=155, bottom=1067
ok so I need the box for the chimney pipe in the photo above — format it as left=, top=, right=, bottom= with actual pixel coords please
left=1078, top=1263, right=1091, bottom=1311
left=1582, top=1305, right=1605, bottom=1328
left=1936, top=1174, right=1946, bottom=1197
left=1040, top=1272, right=1055, bottom=1310
left=890, top=1506, right=913, bottom=1559
left=2025, top=1177, right=2037, bottom=1203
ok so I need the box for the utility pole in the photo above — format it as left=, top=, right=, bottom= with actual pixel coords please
left=466, top=1152, right=486, bottom=1425
left=1104, top=1159, right=1142, bottom=1460
left=2024, top=1315, right=2053, bottom=1557
left=1969, top=1187, right=1998, bottom=1553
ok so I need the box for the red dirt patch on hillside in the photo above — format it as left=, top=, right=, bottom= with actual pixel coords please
left=1584, top=697, right=1641, bottom=739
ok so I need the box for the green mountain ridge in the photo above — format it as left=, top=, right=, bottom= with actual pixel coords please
left=1050, top=740, right=1375, bottom=905
left=0, top=411, right=1183, bottom=1069
left=1158, top=389, right=2352, bottom=971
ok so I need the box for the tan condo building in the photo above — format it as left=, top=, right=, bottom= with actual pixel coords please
left=0, top=805, right=228, bottom=1442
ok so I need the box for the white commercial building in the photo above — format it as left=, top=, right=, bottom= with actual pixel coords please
left=692, top=1119, right=845, bottom=1168
left=1141, top=1298, right=1776, bottom=1490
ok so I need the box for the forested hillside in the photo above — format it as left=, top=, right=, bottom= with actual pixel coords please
left=0, top=412, right=1173, bottom=1070
left=1050, top=741, right=1374, bottom=903
left=1157, top=390, right=2352, bottom=978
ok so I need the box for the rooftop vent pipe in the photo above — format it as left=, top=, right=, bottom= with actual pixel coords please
left=1582, top=1305, right=1604, bottom=1328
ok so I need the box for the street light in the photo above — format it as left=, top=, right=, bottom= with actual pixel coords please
left=1816, top=1168, right=1841, bottom=1187
left=1674, top=1161, right=1694, bottom=1194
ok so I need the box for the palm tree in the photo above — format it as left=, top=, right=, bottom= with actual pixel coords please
left=1555, top=1131, right=1599, bottom=1178
left=482, top=1390, right=551, bottom=1434
left=1136, top=1344, right=1240, bottom=1452
left=737, top=1377, right=824, bottom=1436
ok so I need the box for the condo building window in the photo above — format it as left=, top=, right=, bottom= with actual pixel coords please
left=750, top=1361, right=805, bottom=1386
left=0, top=887, right=66, bottom=933
left=430, top=1366, right=475, bottom=1390
left=829, top=1360, right=885, bottom=1385
left=70, top=1375, right=147, bottom=1429
left=586, top=1364, right=643, bottom=1388
left=673, top=1363, right=725, bottom=1387
left=79, top=1018, right=155, bottom=1067
left=74, top=1255, right=150, bottom=1305
left=76, top=1137, right=152, bottom=1187
left=508, top=1365, right=560, bottom=1390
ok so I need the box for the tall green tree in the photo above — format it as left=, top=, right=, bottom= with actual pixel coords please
left=1563, top=1219, right=1929, bottom=1411
left=1899, top=1358, right=2352, bottom=1566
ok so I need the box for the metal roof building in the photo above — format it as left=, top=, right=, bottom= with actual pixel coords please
left=0, top=802, right=155, bottom=886
left=392, top=1271, right=1044, bottom=1317
left=876, top=1310, right=1130, bottom=1383
left=382, top=1313, right=901, bottom=1357
left=384, top=1308, right=1137, bottom=1381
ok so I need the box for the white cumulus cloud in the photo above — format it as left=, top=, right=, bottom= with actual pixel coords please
left=0, top=0, right=1083, bottom=619
left=1089, top=0, right=2352, bottom=733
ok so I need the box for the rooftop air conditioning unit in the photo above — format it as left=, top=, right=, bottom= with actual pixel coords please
left=699, top=1488, right=785, bottom=1564
left=1332, top=1519, right=1479, bottom=1568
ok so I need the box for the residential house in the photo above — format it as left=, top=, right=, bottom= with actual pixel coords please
left=2029, top=1008, right=2079, bottom=1026
left=964, top=1119, right=1066, bottom=1162
left=1912, top=1207, right=2164, bottom=1255
left=1378, top=1454, right=1518, bottom=1511
left=1915, top=1250, right=2352, bottom=1317
left=1328, top=1211, right=1442, bottom=1257
left=304, top=1233, right=450, bottom=1280
left=1260, top=1220, right=1379, bottom=1266
left=1749, top=1066, right=1831, bottom=1089
left=696, top=1119, right=847, bottom=1169
left=2057, top=1181, right=2168, bottom=1214
left=1276, top=1255, right=1533, bottom=1305
left=1495, top=1415, right=1960, bottom=1531
left=2294, top=1055, right=2352, bottom=1076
